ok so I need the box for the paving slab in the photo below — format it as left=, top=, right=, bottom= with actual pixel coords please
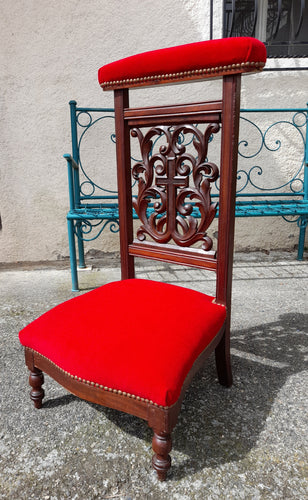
left=0, top=253, right=307, bottom=499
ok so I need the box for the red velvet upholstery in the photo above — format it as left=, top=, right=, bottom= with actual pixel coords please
left=19, top=279, right=226, bottom=408
left=98, top=37, right=266, bottom=90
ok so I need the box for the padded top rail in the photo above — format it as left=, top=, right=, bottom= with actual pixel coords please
left=98, top=37, right=267, bottom=90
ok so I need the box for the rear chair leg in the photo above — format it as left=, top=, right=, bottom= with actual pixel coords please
left=215, top=330, right=233, bottom=387
left=29, top=368, right=45, bottom=409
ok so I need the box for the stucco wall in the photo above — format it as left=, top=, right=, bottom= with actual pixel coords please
left=0, top=0, right=307, bottom=263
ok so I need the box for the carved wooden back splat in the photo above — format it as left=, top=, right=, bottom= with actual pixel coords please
left=131, top=123, right=220, bottom=251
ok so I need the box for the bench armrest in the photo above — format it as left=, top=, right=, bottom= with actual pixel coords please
left=64, top=154, right=80, bottom=209
left=63, top=154, right=79, bottom=170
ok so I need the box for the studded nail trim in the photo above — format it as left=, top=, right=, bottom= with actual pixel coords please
left=31, top=349, right=169, bottom=409
left=100, top=61, right=265, bottom=90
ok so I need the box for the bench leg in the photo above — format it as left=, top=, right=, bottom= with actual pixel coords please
left=67, top=219, right=79, bottom=291
left=297, top=216, right=307, bottom=261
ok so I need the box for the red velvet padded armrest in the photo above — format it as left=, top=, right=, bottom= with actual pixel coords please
left=98, top=37, right=266, bottom=90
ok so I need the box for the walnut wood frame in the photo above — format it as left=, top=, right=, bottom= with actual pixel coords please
left=24, top=73, right=241, bottom=480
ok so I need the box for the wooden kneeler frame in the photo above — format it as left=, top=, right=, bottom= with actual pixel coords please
left=21, top=38, right=266, bottom=480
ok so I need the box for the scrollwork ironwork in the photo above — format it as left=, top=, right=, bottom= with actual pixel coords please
left=71, top=105, right=307, bottom=241
left=73, top=218, right=119, bottom=242
left=131, top=124, right=220, bottom=251
left=77, top=110, right=118, bottom=197
left=235, top=111, right=306, bottom=195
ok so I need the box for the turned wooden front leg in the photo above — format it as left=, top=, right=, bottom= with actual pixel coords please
left=29, top=368, right=45, bottom=409
left=152, top=431, right=172, bottom=481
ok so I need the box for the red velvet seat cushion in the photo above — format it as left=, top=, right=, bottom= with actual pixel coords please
left=19, top=279, right=226, bottom=407
left=98, top=37, right=266, bottom=90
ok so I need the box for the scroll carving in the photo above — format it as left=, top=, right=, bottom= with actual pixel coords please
left=131, top=123, right=220, bottom=250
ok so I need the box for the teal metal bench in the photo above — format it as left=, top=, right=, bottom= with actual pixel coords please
left=64, top=100, right=308, bottom=291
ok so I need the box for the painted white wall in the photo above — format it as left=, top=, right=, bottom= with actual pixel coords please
left=0, top=0, right=307, bottom=263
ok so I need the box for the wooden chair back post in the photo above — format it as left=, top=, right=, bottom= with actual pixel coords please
left=214, top=74, right=241, bottom=386
left=217, top=74, right=241, bottom=308
left=114, top=88, right=135, bottom=279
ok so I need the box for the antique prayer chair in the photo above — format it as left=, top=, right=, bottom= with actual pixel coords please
left=19, top=37, right=266, bottom=480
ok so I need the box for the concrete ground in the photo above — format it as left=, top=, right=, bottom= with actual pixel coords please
left=0, top=252, right=307, bottom=499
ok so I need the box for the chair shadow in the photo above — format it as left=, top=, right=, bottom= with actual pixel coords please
left=43, top=393, right=77, bottom=408
left=44, top=312, right=308, bottom=480
left=169, top=311, right=308, bottom=478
